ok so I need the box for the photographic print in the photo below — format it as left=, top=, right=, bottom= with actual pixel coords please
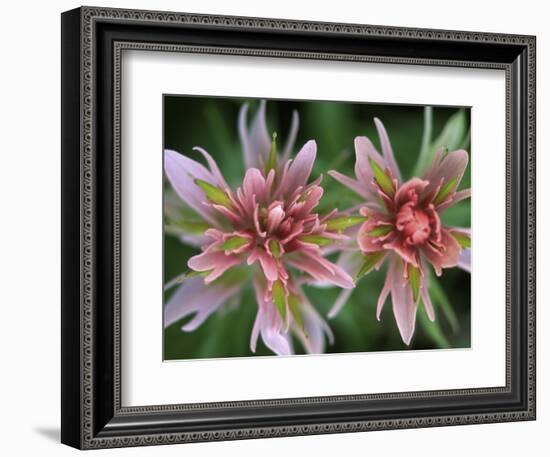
left=163, top=96, right=471, bottom=360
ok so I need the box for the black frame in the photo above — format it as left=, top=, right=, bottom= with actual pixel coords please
left=61, top=6, right=536, bottom=449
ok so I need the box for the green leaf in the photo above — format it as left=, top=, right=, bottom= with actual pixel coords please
left=367, top=225, right=393, bottom=237
left=356, top=251, right=386, bottom=280
left=264, top=132, right=278, bottom=174
left=433, top=176, right=458, bottom=206
left=299, top=235, right=334, bottom=246
left=451, top=231, right=471, bottom=249
left=429, top=276, right=460, bottom=334
left=222, top=235, right=249, bottom=251
left=413, top=108, right=467, bottom=177
left=418, top=303, right=450, bottom=348
left=368, top=157, right=395, bottom=197
left=195, top=179, right=233, bottom=208
left=413, top=106, right=433, bottom=177
left=325, top=215, right=367, bottom=231
left=408, top=264, right=421, bottom=303
left=272, top=280, right=287, bottom=321
left=288, top=294, right=304, bottom=331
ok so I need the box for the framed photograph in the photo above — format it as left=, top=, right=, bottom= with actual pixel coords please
left=61, top=6, right=536, bottom=449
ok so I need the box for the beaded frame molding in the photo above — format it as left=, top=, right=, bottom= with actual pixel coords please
left=61, top=6, right=536, bottom=450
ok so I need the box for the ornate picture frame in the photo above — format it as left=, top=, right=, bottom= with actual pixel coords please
left=61, top=6, right=536, bottom=449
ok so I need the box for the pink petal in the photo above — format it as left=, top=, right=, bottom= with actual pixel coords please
left=421, top=285, right=435, bottom=321
left=388, top=258, right=418, bottom=345
left=243, top=168, right=269, bottom=204
left=286, top=251, right=354, bottom=289
left=421, top=228, right=461, bottom=275
left=437, top=188, right=471, bottom=212
left=358, top=217, right=394, bottom=254
left=457, top=248, right=471, bottom=273
left=257, top=249, right=280, bottom=282
left=281, top=109, right=300, bottom=163
left=376, top=260, right=393, bottom=320
left=187, top=251, right=242, bottom=284
left=374, top=117, right=402, bottom=182
left=328, top=170, right=369, bottom=198
left=395, top=178, right=429, bottom=207
left=424, top=149, right=469, bottom=198
left=294, top=296, right=334, bottom=354
left=279, top=140, right=317, bottom=194
left=267, top=204, right=285, bottom=232
left=251, top=280, right=292, bottom=355
left=164, top=149, right=221, bottom=226
left=238, top=101, right=271, bottom=169
left=247, top=247, right=279, bottom=282
left=327, top=251, right=364, bottom=318
left=164, top=276, right=240, bottom=330
left=192, top=146, right=228, bottom=188
left=354, top=136, right=378, bottom=188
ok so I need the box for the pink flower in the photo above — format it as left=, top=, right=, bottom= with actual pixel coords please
left=164, top=102, right=355, bottom=355
left=329, top=118, right=471, bottom=345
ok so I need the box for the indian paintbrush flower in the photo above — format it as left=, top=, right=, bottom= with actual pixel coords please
left=329, top=118, right=471, bottom=345
left=164, top=102, right=355, bottom=355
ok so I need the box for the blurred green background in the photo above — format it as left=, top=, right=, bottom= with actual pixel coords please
left=164, top=96, right=471, bottom=360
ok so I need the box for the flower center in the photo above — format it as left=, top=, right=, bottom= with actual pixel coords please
left=396, top=203, right=431, bottom=245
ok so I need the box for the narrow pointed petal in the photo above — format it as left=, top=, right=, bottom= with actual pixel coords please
left=421, top=285, right=435, bottom=321
left=389, top=260, right=418, bottom=345
left=376, top=262, right=393, bottom=320
left=424, top=149, right=469, bottom=197
left=457, top=248, right=471, bottom=273
left=327, top=251, right=364, bottom=318
left=187, top=251, right=242, bottom=284
left=395, top=178, right=429, bottom=207
left=328, top=170, right=369, bottom=198
left=437, top=188, right=471, bottom=212
left=251, top=280, right=292, bottom=355
left=238, top=101, right=271, bottom=169
left=280, top=140, right=316, bottom=193
left=287, top=251, right=354, bottom=289
left=192, top=146, right=229, bottom=188
left=295, top=298, right=334, bottom=354
left=354, top=136, right=377, bottom=187
left=281, top=110, right=300, bottom=163
left=164, top=276, right=240, bottom=329
left=374, top=117, right=402, bottom=182
left=164, top=149, right=221, bottom=226
left=243, top=168, right=269, bottom=203
left=421, top=228, right=461, bottom=275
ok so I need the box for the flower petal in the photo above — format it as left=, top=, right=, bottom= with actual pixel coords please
left=164, top=276, right=240, bottom=329
left=164, top=149, right=221, bottom=226
left=187, top=250, right=242, bottom=284
left=327, top=251, right=364, bottom=318
left=423, top=149, right=469, bottom=198
left=251, top=280, right=292, bottom=355
left=328, top=170, right=369, bottom=199
left=192, top=146, right=229, bottom=188
left=281, top=109, right=300, bottom=163
left=421, top=228, right=461, bottom=275
left=457, top=248, right=471, bottom=273
left=238, top=101, right=271, bottom=169
left=286, top=250, right=354, bottom=289
left=437, top=188, right=471, bottom=213
left=389, top=258, right=418, bottom=345
left=374, top=117, right=402, bottom=182
left=279, top=140, right=316, bottom=194
left=294, top=296, right=334, bottom=354
left=243, top=167, right=270, bottom=203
